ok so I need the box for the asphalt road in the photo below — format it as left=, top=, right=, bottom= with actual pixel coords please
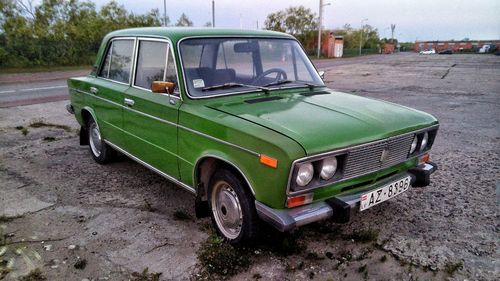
left=0, top=79, right=69, bottom=108
left=0, top=55, right=390, bottom=108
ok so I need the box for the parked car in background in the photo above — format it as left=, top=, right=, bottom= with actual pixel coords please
left=438, top=49, right=453, bottom=55
left=419, top=49, right=436, bottom=55
left=67, top=28, right=439, bottom=244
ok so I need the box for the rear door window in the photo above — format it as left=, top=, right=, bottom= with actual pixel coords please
left=98, top=39, right=134, bottom=84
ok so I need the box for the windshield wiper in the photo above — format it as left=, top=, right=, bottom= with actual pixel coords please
left=264, top=79, right=323, bottom=90
left=263, top=79, right=293, bottom=87
left=202, top=82, right=269, bottom=92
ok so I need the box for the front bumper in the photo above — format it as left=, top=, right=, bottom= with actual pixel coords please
left=256, top=162, right=437, bottom=232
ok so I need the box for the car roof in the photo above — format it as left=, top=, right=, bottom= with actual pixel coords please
left=105, top=27, right=295, bottom=44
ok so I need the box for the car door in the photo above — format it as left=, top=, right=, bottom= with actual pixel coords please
left=122, top=38, right=181, bottom=178
left=91, top=37, right=135, bottom=148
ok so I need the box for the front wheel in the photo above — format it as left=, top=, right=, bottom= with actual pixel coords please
left=87, top=117, right=115, bottom=164
left=208, top=169, right=260, bottom=244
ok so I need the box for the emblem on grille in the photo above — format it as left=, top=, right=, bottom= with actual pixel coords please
left=380, top=147, right=390, bottom=163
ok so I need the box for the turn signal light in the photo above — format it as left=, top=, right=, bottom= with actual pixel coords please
left=260, top=154, right=278, bottom=168
left=419, top=153, right=430, bottom=165
left=286, top=193, right=313, bottom=208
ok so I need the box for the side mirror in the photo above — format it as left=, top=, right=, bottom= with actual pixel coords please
left=318, top=71, right=325, bottom=80
left=151, top=81, right=176, bottom=94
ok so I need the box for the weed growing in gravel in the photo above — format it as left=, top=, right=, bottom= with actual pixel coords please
left=74, top=258, right=87, bottom=270
left=15, top=126, right=29, bottom=135
left=131, top=268, right=161, bottom=281
left=342, top=229, right=379, bottom=243
left=197, top=234, right=251, bottom=277
left=252, top=272, right=262, bottom=280
left=18, top=268, right=47, bottom=281
left=29, top=121, right=72, bottom=132
left=358, top=264, right=369, bottom=280
left=0, top=215, right=22, bottom=223
left=173, top=209, right=192, bottom=221
left=444, top=261, right=463, bottom=275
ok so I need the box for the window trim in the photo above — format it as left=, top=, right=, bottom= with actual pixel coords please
left=96, top=37, right=137, bottom=86
left=177, top=35, right=324, bottom=100
left=131, top=37, right=181, bottom=99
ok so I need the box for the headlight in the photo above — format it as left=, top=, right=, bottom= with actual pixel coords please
left=320, top=156, right=337, bottom=180
left=410, top=135, right=418, bottom=154
left=296, top=163, right=314, bottom=187
left=420, top=132, right=429, bottom=151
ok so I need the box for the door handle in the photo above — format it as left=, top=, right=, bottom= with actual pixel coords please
left=89, top=87, right=98, bottom=94
left=124, top=98, right=135, bottom=107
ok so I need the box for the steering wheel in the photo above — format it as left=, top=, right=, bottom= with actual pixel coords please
left=253, top=68, right=287, bottom=85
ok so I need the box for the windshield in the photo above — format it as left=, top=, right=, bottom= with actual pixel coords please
left=179, top=38, right=324, bottom=98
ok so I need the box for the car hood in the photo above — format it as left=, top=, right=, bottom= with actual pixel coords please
left=207, top=89, right=438, bottom=155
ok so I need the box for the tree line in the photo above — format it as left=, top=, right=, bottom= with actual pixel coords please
left=0, top=0, right=195, bottom=68
left=264, top=6, right=384, bottom=54
left=0, top=1, right=386, bottom=68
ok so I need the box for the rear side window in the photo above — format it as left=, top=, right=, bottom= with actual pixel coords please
left=98, top=39, right=134, bottom=84
left=134, top=41, right=168, bottom=89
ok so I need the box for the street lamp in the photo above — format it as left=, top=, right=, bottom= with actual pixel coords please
left=317, top=0, right=331, bottom=58
left=359, top=18, right=368, bottom=56
left=163, top=0, right=167, bottom=27
left=212, top=0, right=215, bottom=27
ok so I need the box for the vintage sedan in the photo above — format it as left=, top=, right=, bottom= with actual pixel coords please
left=67, top=28, right=438, bottom=244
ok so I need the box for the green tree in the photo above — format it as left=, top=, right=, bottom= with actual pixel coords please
left=264, top=6, right=317, bottom=35
left=0, top=0, right=162, bottom=67
left=175, top=12, right=192, bottom=27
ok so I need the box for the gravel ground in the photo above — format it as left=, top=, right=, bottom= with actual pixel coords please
left=0, top=53, right=498, bottom=281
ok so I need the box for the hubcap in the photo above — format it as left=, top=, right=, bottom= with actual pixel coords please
left=211, top=181, right=243, bottom=239
left=89, top=122, right=102, bottom=157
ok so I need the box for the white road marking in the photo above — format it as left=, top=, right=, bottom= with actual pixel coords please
left=0, top=85, right=67, bottom=94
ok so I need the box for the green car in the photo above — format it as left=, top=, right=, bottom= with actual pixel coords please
left=67, top=27, right=438, bottom=244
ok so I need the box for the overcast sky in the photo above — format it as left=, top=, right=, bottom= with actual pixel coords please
left=92, top=0, right=500, bottom=42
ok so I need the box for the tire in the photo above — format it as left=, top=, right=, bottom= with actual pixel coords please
left=87, top=117, right=115, bottom=164
left=208, top=168, right=260, bottom=244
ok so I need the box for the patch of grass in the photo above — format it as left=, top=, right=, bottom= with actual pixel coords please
left=358, top=264, right=369, bottom=280
left=42, top=136, right=56, bottom=142
left=252, top=272, right=262, bottom=280
left=172, top=209, right=192, bottom=221
left=0, top=215, right=22, bottom=223
left=29, top=122, right=72, bottom=132
left=18, top=268, right=47, bottom=281
left=265, top=230, right=306, bottom=256
left=197, top=234, right=251, bottom=277
left=342, top=229, right=379, bottom=243
left=338, top=249, right=353, bottom=263
left=0, top=65, right=91, bottom=74
left=305, top=252, right=324, bottom=261
left=74, top=258, right=87, bottom=270
left=444, top=261, right=463, bottom=275
left=144, top=200, right=156, bottom=213
left=131, top=268, right=161, bottom=281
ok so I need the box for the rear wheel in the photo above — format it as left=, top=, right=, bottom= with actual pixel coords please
left=87, top=117, right=115, bottom=164
left=208, top=168, right=259, bottom=244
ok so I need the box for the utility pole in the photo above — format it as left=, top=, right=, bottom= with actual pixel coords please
left=359, top=18, right=368, bottom=55
left=391, top=24, right=396, bottom=43
left=163, top=0, right=167, bottom=27
left=317, top=0, right=331, bottom=58
left=212, top=0, right=215, bottom=27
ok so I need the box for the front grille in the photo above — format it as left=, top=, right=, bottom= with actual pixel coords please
left=342, top=134, right=414, bottom=179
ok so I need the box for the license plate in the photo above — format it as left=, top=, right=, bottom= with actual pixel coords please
left=360, top=176, right=411, bottom=211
